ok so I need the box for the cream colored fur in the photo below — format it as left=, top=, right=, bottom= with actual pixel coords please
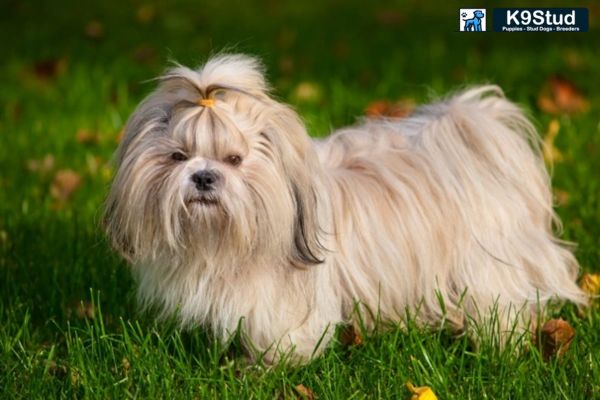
left=105, top=54, right=587, bottom=364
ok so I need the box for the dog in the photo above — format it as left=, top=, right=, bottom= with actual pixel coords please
left=105, top=54, right=586, bottom=364
left=463, top=10, right=485, bottom=31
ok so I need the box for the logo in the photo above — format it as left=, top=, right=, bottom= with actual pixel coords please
left=493, top=8, right=588, bottom=32
left=460, top=9, right=486, bottom=31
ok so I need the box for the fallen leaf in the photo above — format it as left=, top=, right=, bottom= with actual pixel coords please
left=543, top=119, right=563, bottom=164
left=277, top=28, right=297, bottom=49
left=47, top=361, right=68, bottom=378
left=333, top=40, right=349, bottom=59
left=122, top=357, right=131, bottom=375
left=70, top=367, right=81, bottom=386
left=553, top=188, right=569, bottom=206
left=339, top=324, right=363, bottom=346
left=291, top=82, right=322, bottom=103
left=538, top=76, right=589, bottom=115
left=26, top=154, right=55, bottom=173
left=406, top=382, right=437, bottom=400
left=101, top=165, right=114, bottom=182
left=50, top=170, right=82, bottom=201
left=294, top=384, right=316, bottom=400
left=136, top=5, right=156, bottom=24
left=538, top=318, right=575, bottom=360
left=86, top=155, right=104, bottom=175
left=33, top=58, right=68, bottom=81
left=85, top=21, right=104, bottom=39
left=133, top=44, right=158, bottom=64
left=579, top=273, right=600, bottom=296
left=75, top=129, right=100, bottom=145
left=278, top=56, right=294, bottom=75
left=67, top=300, right=95, bottom=320
left=365, top=98, right=414, bottom=118
left=563, top=49, right=585, bottom=69
left=115, top=128, right=125, bottom=143
left=375, top=9, right=405, bottom=25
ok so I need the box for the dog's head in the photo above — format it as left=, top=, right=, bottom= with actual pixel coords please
left=105, top=55, right=324, bottom=268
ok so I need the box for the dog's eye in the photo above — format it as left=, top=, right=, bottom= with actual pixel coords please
left=224, top=154, right=242, bottom=167
left=171, top=152, right=188, bottom=162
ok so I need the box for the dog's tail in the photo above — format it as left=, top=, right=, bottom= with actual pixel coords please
left=414, top=86, right=587, bottom=314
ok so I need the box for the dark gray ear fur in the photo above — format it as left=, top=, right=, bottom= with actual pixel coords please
left=290, top=183, right=325, bottom=267
left=264, top=104, right=327, bottom=268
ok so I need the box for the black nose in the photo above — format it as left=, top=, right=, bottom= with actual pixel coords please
left=191, top=170, right=220, bottom=191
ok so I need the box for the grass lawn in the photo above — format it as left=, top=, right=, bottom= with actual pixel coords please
left=1, top=0, right=599, bottom=398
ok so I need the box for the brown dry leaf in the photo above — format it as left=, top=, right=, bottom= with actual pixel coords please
left=133, top=44, right=158, bottom=64
left=563, top=49, right=585, bottom=69
left=579, top=273, right=600, bottom=296
left=294, top=384, right=316, bottom=400
left=50, top=170, right=82, bottom=201
left=33, top=58, right=68, bottom=81
left=85, top=21, right=104, bottom=39
left=365, top=99, right=414, bottom=118
left=553, top=188, right=570, bottom=206
left=339, top=324, right=363, bottom=346
left=375, top=9, right=405, bottom=25
left=538, top=76, right=589, bottom=115
left=539, top=318, right=575, bottom=360
left=26, top=154, right=55, bottom=173
left=75, top=129, right=100, bottom=145
left=137, top=5, right=156, bottom=24
left=278, top=56, right=294, bottom=75
left=67, top=301, right=95, bottom=320
left=543, top=119, right=563, bottom=164
left=47, top=361, right=68, bottom=378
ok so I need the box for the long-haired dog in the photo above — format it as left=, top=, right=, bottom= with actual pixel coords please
left=105, top=54, right=586, bottom=363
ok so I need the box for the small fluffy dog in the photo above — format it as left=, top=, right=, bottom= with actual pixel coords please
left=105, top=55, right=586, bottom=363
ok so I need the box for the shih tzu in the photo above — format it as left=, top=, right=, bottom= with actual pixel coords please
left=105, top=54, right=586, bottom=363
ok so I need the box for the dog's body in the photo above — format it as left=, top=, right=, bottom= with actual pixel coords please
left=105, top=55, right=586, bottom=363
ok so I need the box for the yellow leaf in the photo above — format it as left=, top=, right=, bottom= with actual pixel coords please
left=580, top=273, right=600, bottom=296
left=543, top=119, right=563, bottom=164
left=291, top=82, right=322, bottom=103
left=406, top=382, right=438, bottom=400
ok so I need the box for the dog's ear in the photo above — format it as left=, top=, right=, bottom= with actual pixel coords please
left=265, top=104, right=326, bottom=267
left=290, top=181, right=324, bottom=267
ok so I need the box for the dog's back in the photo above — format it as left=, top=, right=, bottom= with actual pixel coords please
left=317, top=86, right=586, bottom=334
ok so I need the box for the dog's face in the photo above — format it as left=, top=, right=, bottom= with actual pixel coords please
left=105, top=56, right=323, bottom=269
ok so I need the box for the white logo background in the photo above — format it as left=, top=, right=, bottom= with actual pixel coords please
left=460, top=9, right=487, bottom=31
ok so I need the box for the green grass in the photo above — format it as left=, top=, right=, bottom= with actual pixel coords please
left=1, top=0, right=599, bottom=398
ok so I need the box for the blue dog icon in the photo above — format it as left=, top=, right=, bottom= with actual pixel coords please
left=463, top=10, right=485, bottom=31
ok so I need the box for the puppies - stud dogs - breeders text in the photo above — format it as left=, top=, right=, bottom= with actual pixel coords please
left=105, top=55, right=586, bottom=364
